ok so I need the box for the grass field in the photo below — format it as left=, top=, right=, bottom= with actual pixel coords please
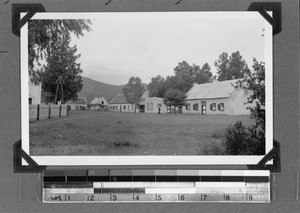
left=29, top=111, right=254, bottom=156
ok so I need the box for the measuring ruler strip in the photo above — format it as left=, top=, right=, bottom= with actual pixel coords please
left=43, top=170, right=270, bottom=203
left=43, top=193, right=268, bottom=203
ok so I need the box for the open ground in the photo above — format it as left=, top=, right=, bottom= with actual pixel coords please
left=29, top=111, right=254, bottom=156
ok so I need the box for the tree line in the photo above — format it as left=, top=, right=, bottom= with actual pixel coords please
left=123, top=51, right=254, bottom=113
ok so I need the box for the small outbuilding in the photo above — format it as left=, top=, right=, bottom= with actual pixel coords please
left=90, top=97, right=108, bottom=106
left=89, top=97, right=109, bottom=111
left=144, top=97, right=168, bottom=114
left=66, top=97, right=87, bottom=110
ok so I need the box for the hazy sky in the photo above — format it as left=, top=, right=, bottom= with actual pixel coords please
left=67, top=12, right=270, bottom=85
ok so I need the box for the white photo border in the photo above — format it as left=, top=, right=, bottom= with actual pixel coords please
left=21, top=12, right=273, bottom=166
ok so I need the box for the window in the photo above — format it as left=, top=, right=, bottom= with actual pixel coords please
left=210, top=103, right=216, bottom=111
left=193, top=103, right=198, bottom=111
left=219, top=103, right=225, bottom=111
left=132, top=104, right=134, bottom=110
left=102, top=101, right=104, bottom=104
left=150, top=103, right=153, bottom=110
left=186, top=103, right=190, bottom=110
left=147, top=103, right=149, bottom=110
left=29, top=98, right=32, bottom=105
left=123, top=105, right=126, bottom=110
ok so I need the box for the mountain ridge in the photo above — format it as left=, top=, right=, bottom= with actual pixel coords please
left=78, top=76, right=126, bottom=103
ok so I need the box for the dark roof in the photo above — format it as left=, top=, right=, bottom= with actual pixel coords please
left=109, top=94, right=128, bottom=104
left=186, top=79, right=239, bottom=100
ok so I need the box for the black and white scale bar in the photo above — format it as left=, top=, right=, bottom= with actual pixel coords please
left=43, top=170, right=270, bottom=183
left=43, top=170, right=270, bottom=203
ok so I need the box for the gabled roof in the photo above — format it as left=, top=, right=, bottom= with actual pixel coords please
left=90, top=97, right=108, bottom=104
left=186, top=79, right=239, bottom=100
left=66, top=97, right=87, bottom=105
left=109, top=94, right=128, bottom=104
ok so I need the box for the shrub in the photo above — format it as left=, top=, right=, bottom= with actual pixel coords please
left=211, top=129, right=225, bottom=139
left=223, top=121, right=265, bottom=155
left=197, top=141, right=227, bottom=155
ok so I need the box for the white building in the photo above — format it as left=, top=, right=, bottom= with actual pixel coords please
left=29, top=82, right=41, bottom=105
left=109, top=94, right=136, bottom=112
left=89, top=97, right=109, bottom=110
left=183, top=79, right=252, bottom=115
left=90, top=97, right=108, bottom=106
left=144, top=97, right=168, bottom=114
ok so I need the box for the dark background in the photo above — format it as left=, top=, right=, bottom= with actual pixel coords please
left=0, top=0, right=299, bottom=212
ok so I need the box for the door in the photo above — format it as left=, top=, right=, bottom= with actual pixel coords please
left=178, top=106, right=183, bottom=114
left=201, top=101, right=206, bottom=115
left=201, top=105, right=206, bottom=114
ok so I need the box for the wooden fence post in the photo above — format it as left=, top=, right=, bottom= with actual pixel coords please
left=37, top=104, right=40, bottom=120
left=59, top=105, right=62, bottom=117
left=48, top=105, right=51, bottom=119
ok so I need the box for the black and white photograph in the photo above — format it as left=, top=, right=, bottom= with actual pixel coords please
left=21, top=12, right=273, bottom=165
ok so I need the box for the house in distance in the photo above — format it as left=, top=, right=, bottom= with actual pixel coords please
left=89, top=97, right=109, bottom=111
left=90, top=97, right=108, bottom=106
left=109, top=94, right=135, bottom=112
left=66, top=97, right=87, bottom=110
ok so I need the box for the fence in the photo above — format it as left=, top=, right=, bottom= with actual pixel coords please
left=29, top=104, right=68, bottom=121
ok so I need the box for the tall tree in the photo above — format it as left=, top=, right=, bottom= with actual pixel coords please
left=172, top=61, right=214, bottom=93
left=214, top=52, right=230, bottom=81
left=148, top=75, right=165, bottom=98
left=28, top=19, right=92, bottom=83
left=39, top=35, right=83, bottom=103
left=173, top=61, right=195, bottom=93
left=123, top=77, right=145, bottom=113
left=214, top=51, right=249, bottom=81
left=194, top=63, right=213, bottom=84
left=163, top=88, right=187, bottom=115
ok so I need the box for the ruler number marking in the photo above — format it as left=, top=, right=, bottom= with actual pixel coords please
left=225, top=194, right=230, bottom=201
left=87, top=195, right=94, bottom=201
left=180, top=194, right=185, bottom=201
left=51, top=195, right=62, bottom=201
left=112, top=194, right=117, bottom=201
